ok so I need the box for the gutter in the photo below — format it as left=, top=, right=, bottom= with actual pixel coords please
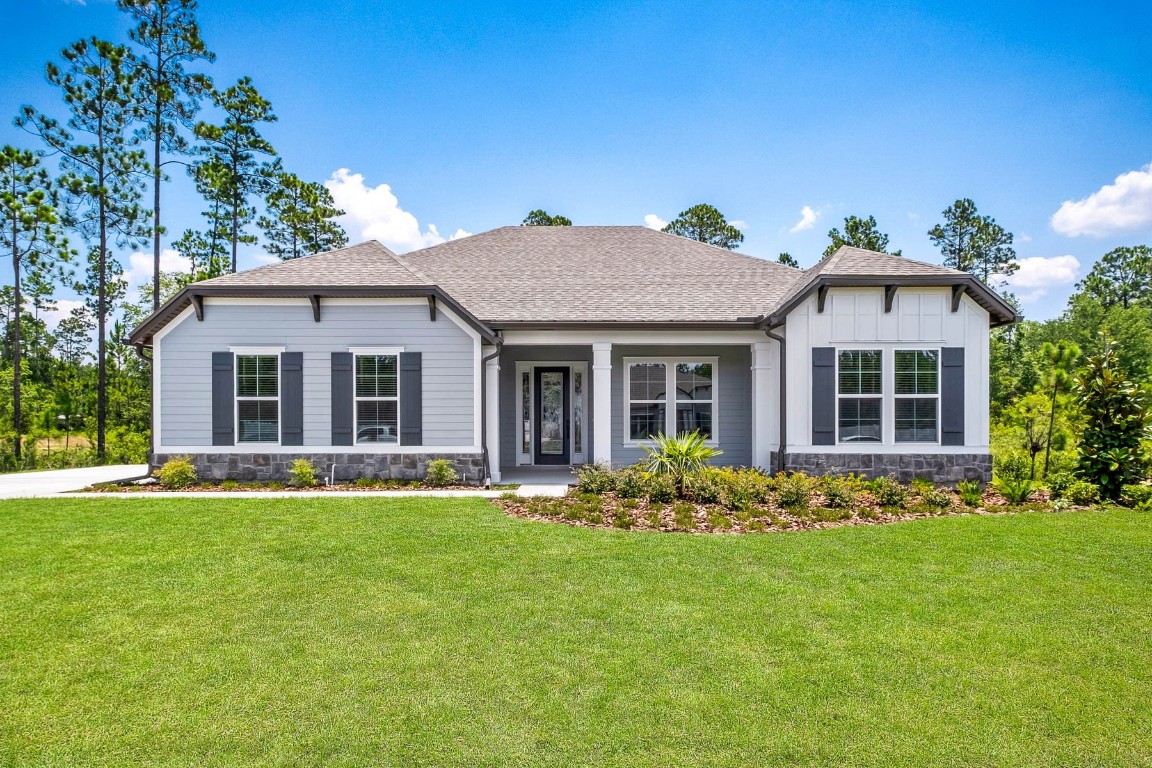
left=763, top=323, right=787, bottom=474
left=479, top=333, right=504, bottom=487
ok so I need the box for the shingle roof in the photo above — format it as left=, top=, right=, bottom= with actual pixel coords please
left=809, top=246, right=968, bottom=278
left=401, top=226, right=804, bottom=324
left=194, top=240, right=431, bottom=288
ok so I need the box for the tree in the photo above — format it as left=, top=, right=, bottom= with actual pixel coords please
left=1039, top=340, right=1080, bottom=478
left=54, top=306, right=94, bottom=366
left=1077, top=245, right=1152, bottom=310
left=121, top=0, right=214, bottom=311
left=823, top=215, right=900, bottom=258
left=1, top=147, right=69, bottom=459
left=777, top=252, right=799, bottom=268
left=928, top=198, right=1017, bottom=284
left=171, top=227, right=227, bottom=279
left=1075, top=335, right=1151, bottom=499
left=661, top=204, right=743, bottom=249
left=521, top=209, right=572, bottom=226
left=193, top=77, right=277, bottom=272
left=257, top=168, right=347, bottom=259
left=18, top=38, right=149, bottom=460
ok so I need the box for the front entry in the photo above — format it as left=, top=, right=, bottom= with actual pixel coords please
left=533, top=367, right=570, bottom=465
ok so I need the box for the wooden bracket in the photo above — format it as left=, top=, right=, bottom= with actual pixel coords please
left=309, top=295, right=321, bottom=322
left=951, top=284, right=964, bottom=312
left=884, top=285, right=898, bottom=313
left=428, top=295, right=437, bottom=321
left=816, top=284, right=829, bottom=313
left=192, top=294, right=204, bottom=321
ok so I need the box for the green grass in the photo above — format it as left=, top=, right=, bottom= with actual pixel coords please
left=1, top=499, right=1150, bottom=767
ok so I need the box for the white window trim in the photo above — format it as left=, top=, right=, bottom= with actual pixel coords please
left=894, top=348, right=941, bottom=445
left=835, top=348, right=883, bottom=446
left=514, top=361, right=589, bottom=466
left=235, top=352, right=281, bottom=446
left=354, top=353, right=401, bottom=446
left=623, top=357, right=719, bottom=447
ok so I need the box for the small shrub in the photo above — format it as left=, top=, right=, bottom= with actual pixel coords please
left=424, top=459, right=459, bottom=487
left=563, top=503, right=585, bottom=521
left=1046, top=472, right=1076, bottom=499
left=911, top=477, right=935, bottom=496
left=921, top=487, right=954, bottom=511
left=289, top=458, right=318, bottom=487
left=499, top=490, right=519, bottom=502
left=995, top=454, right=1030, bottom=483
left=812, top=507, right=851, bottom=523
left=266, top=481, right=286, bottom=490
left=858, top=506, right=879, bottom=520
left=821, top=473, right=863, bottom=509
left=956, top=479, right=983, bottom=507
left=707, top=510, right=732, bottom=529
left=575, top=463, right=616, bottom=495
left=646, top=474, right=676, bottom=504
left=1063, top=479, right=1101, bottom=507
left=1120, top=483, right=1152, bottom=509
left=615, top=467, right=648, bottom=499
left=748, top=520, right=767, bottom=532
left=868, top=475, right=908, bottom=509
left=672, top=502, right=696, bottom=529
left=621, top=497, right=640, bottom=510
left=157, top=456, right=197, bottom=489
left=612, top=509, right=634, bottom=529
left=722, top=468, right=773, bottom=511
left=585, top=510, right=604, bottom=525
left=994, top=475, right=1033, bottom=504
left=643, top=509, right=661, bottom=527
left=684, top=468, right=725, bottom=505
left=642, top=430, right=724, bottom=496
left=355, top=477, right=378, bottom=488
left=220, top=480, right=240, bottom=491
left=775, top=472, right=815, bottom=511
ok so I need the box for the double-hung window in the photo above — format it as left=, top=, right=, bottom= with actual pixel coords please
left=236, top=354, right=279, bottom=443
left=837, top=350, right=882, bottom=443
left=627, top=359, right=716, bottom=441
left=355, top=354, right=399, bottom=443
left=895, top=350, right=939, bottom=442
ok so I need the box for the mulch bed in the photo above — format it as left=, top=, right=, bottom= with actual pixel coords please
left=80, top=481, right=500, bottom=493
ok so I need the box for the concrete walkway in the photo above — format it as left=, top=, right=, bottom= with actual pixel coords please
left=0, top=464, right=148, bottom=499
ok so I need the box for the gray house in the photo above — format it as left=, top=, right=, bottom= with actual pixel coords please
left=128, top=226, right=1018, bottom=483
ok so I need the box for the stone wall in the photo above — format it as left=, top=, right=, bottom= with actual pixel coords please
left=152, top=452, right=487, bottom=483
left=783, top=452, right=992, bottom=483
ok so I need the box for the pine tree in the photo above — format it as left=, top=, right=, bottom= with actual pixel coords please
left=928, top=198, right=1017, bottom=284
left=661, top=204, right=743, bottom=249
left=824, top=215, right=900, bottom=258
left=257, top=168, right=347, bottom=259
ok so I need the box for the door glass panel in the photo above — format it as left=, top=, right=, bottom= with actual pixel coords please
left=521, top=371, right=531, bottom=454
left=573, top=371, right=583, bottom=454
left=539, top=371, right=564, bottom=455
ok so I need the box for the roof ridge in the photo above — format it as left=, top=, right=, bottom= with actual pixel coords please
left=835, top=244, right=964, bottom=275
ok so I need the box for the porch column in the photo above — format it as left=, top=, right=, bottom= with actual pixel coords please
left=485, top=353, right=501, bottom=483
left=592, top=342, right=612, bottom=466
left=751, top=341, right=775, bottom=472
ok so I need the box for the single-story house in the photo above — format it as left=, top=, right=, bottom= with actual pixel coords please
left=127, top=226, right=1019, bottom=483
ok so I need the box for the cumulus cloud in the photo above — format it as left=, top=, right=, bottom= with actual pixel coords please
left=643, top=213, right=667, bottom=230
left=789, top=205, right=819, bottom=233
left=1051, top=164, right=1152, bottom=237
left=324, top=168, right=462, bottom=253
left=120, top=248, right=191, bottom=288
left=996, top=255, right=1080, bottom=303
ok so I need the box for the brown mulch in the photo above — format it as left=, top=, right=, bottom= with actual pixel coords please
left=80, top=482, right=492, bottom=493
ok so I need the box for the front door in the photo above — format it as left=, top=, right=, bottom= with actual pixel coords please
left=534, top=367, right=570, bottom=465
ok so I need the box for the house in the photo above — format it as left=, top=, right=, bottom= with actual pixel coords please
left=127, top=226, right=1019, bottom=484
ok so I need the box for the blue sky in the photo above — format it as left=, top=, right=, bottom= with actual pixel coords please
left=1, top=0, right=1150, bottom=324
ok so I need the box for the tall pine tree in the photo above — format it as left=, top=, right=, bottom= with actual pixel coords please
left=928, top=199, right=1017, bottom=284
left=258, top=167, right=347, bottom=259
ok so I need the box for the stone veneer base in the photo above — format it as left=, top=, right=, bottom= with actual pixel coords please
left=783, top=452, right=992, bottom=483
left=152, top=452, right=486, bottom=483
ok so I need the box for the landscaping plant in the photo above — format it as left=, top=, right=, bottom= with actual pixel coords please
left=775, top=471, right=815, bottom=512
left=641, top=430, right=723, bottom=497
left=156, top=456, right=197, bottom=489
left=574, top=463, right=616, bottom=495
left=956, top=480, right=984, bottom=507
left=994, top=455, right=1034, bottom=504
left=868, top=474, right=909, bottom=509
left=288, top=458, right=318, bottom=487
left=424, top=459, right=459, bottom=487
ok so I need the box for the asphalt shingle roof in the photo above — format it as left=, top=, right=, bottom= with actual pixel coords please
left=194, top=240, right=431, bottom=288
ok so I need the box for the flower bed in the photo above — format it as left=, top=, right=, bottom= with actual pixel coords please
left=81, top=479, right=509, bottom=493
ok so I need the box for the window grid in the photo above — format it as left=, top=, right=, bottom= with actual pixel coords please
left=836, top=350, right=882, bottom=444
left=355, top=354, right=399, bottom=444
left=895, top=350, right=939, bottom=443
left=236, top=354, right=279, bottom=444
left=626, top=359, right=717, bottom=442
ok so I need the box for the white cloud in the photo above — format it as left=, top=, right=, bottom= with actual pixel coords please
left=251, top=253, right=280, bottom=267
left=789, top=205, right=819, bottom=233
left=121, top=248, right=191, bottom=287
left=643, top=213, right=667, bottom=230
left=996, top=254, right=1080, bottom=303
left=35, top=298, right=86, bottom=331
left=324, top=168, right=459, bottom=253
left=1051, top=163, right=1152, bottom=237
left=730, top=219, right=748, bottom=229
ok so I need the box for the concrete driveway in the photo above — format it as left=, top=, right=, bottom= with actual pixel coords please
left=0, top=465, right=148, bottom=499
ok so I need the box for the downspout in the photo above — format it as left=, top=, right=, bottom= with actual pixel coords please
left=479, top=333, right=503, bottom=488
left=128, top=340, right=156, bottom=474
left=764, top=324, right=787, bottom=474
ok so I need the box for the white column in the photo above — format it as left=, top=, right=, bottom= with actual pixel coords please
left=485, top=353, right=501, bottom=483
left=592, top=342, right=613, bottom=467
left=751, top=341, right=775, bottom=472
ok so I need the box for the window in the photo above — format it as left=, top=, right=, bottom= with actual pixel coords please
left=355, top=354, right=398, bottom=443
left=837, top=350, right=881, bottom=443
left=236, top=354, right=279, bottom=443
left=627, top=359, right=716, bottom=441
left=895, top=350, right=939, bottom=442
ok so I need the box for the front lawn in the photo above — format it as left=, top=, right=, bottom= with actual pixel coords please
left=2, top=499, right=1150, bottom=766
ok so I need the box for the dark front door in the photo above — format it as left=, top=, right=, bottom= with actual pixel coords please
left=534, top=367, right=570, bottom=465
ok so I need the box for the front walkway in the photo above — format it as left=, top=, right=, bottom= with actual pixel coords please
left=0, top=464, right=149, bottom=499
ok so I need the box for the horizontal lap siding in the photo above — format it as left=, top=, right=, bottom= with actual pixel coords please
left=611, top=345, right=751, bottom=468
left=160, top=302, right=475, bottom=447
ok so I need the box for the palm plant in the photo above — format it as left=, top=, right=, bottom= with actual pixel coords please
left=641, top=431, right=723, bottom=497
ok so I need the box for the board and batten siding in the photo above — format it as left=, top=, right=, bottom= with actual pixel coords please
left=783, top=287, right=990, bottom=453
left=611, top=344, right=752, bottom=468
left=157, top=299, right=477, bottom=448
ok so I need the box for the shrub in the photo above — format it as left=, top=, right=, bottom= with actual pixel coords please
left=156, top=456, right=197, bottom=489
left=575, top=462, right=615, bottom=495
left=220, top=480, right=240, bottom=491
left=1120, top=483, right=1152, bottom=509
left=266, top=481, right=285, bottom=490
left=821, top=473, right=863, bottom=509
left=723, top=468, right=773, bottom=510
left=684, top=468, right=725, bottom=505
left=911, top=477, right=936, bottom=496
left=289, top=458, right=318, bottom=487
left=643, top=509, right=661, bottom=527
left=995, top=454, right=1030, bottom=483
left=424, top=459, right=459, bottom=487
left=672, top=502, right=696, bottom=529
left=1046, top=471, right=1076, bottom=499
left=499, top=490, right=519, bottom=502
left=615, top=467, right=648, bottom=499
left=621, top=497, right=640, bottom=510
left=747, top=520, right=767, bottom=532
left=775, top=472, right=815, bottom=511
left=642, top=430, right=723, bottom=496
left=612, top=509, right=633, bottom=529
left=1063, top=479, right=1101, bottom=507
left=868, top=475, right=908, bottom=509
left=812, top=507, right=851, bottom=523
left=921, top=487, right=953, bottom=511
left=994, top=475, right=1033, bottom=504
left=645, top=473, right=677, bottom=504
left=355, top=477, right=378, bottom=488
left=707, top=510, right=732, bottom=529
left=956, top=479, right=983, bottom=507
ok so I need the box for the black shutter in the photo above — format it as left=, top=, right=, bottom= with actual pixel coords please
left=941, top=347, right=965, bottom=445
left=812, top=347, right=836, bottom=445
left=399, top=352, right=423, bottom=446
left=280, top=352, right=304, bottom=446
left=212, top=352, right=234, bottom=446
left=331, top=352, right=354, bottom=446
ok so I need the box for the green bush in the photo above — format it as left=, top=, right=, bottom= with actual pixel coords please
left=994, top=475, right=1034, bottom=504
left=1046, top=472, right=1076, bottom=499
left=424, top=459, right=459, bottom=487
left=723, top=468, right=773, bottom=510
left=684, top=468, right=725, bottom=505
left=812, top=507, right=852, bottom=523
left=867, top=475, right=908, bottom=509
left=289, top=458, right=318, bottom=487
left=156, top=456, right=197, bottom=489
left=621, top=497, right=640, bottom=510
left=707, top=510, right=732, bottom=529
left=921, top=487, right=954, bottom=511
left=1120, top=483, right=1152, bottom=509
left=910, top=477, right=936, bottom=496
left=612, top=508, right=634, bottom=529
left=956, top=480, right=983, bottom=507
left=220, top=480, right=240, bottom=491
left=821, top=473, right=863, bottom=509
left=355, top=477, right=378, bottom=488
left=995, top=454, right=1030, bottom=483
left=574, top=463, right=616, bottom=495
left=645, top=473, right=677, bottom=504
left=1063, top=479, right=1101, bottom=507
left=775, top=472, right=815, bottom=511
left=615, top=467, right=648, bottom=499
